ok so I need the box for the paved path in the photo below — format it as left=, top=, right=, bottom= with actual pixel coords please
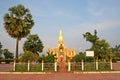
left=0, top=64, right=13, bottom=72
left=0, top=72, right=120, bottom=80
left=113, top=63, right=120, bottom=70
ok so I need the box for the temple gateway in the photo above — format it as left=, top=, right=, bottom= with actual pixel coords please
left=48, top=29, right=75, bottom=63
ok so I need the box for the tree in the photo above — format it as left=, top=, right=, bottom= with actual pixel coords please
left=83, top=30, right=99, bottom=58
left=2, top=49, right=14, bottom=59
left=111, top=45, right=120, bottom=59
left=23, top=34, right=44, bottom=56
left=20, top=51, right=38, bottom=62
left=83, top=30, right=112, bottom=60
left=38, top=56, right=43, bottom=63
left=72, top=52, right=85, bottom=62
left=95, top=40, right=112, bottom=60
left=3, top=4, right=34, bottom=59
left=83, top=30, right=99, bottom=51
left=2, top=49, right=14, bottom=64
left=0, top=42, right=2, bottom=49
left=0, top=42, right=3, bottom=59
left=42, top=52, right=56, bottom=63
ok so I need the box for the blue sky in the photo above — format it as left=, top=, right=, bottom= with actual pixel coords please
left=0, top=0, right=120, bottom=54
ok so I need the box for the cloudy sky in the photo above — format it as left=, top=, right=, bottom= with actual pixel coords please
left=0, top=0, right=120, bottom=55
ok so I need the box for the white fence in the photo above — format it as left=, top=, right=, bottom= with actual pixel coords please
left=13, top=60, right=112, bottom=72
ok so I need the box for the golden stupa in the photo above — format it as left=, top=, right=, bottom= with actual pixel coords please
left=48, top=29, right=75, bottom=62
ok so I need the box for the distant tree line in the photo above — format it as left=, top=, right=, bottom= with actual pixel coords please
left=111, top=45, right=120, bottom=61
left=0, top=42, right=14, bottom=63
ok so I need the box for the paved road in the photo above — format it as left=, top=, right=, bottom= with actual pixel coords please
left=0, top=72, right=120, bottom=80
left=113, top=63, right=120, bottom=70
left=0, top=64, right=13, bottom=72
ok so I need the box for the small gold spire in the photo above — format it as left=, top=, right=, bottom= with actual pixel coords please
left=58, top=29, right=63, bottom=43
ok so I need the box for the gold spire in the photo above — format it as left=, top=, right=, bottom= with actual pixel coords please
left=58, top=29, right=63, bottom=44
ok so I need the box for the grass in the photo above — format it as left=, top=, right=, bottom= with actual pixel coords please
left=14, top=63, right=54, bottom=72
left=98, top=62, right=111, bottom=71
left=71, top=62, right=111, bottom=71
left=15, top=63, right=28, bottom=72
left=13, top=62, right=111, bottom=72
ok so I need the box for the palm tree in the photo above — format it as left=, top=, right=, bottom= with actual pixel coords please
left=3, top=4, right=34, bottom=59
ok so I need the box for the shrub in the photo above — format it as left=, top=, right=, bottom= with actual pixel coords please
left=20, top=51, right=38, bottom=62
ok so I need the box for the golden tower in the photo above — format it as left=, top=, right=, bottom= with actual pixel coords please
left=58, top=29, right=63, bottom=44
left=48, top=29, right=75, bottom=62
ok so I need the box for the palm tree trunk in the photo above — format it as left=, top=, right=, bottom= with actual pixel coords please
left=16, top=37, right=19, bottom=59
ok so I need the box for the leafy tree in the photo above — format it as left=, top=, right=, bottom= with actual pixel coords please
left=83, top=30, right=112, bottom=60
left=83, top=30, right=99, bottom=58
left=38, top=56, right=43, bottom=63
left=2, top=49, right=14, bottom=64
left=0, top=42, right=2, bottom=49
left=42, top=52, right=56, bottom=63
left=3, top=4, right=34, bottom=59
left=95, top=40, right=112, bottom=60
left=20, top=51, right=38, bottom=62
left=72, top=52, right=85, bottom=62
left=2, top=49, right=14, bottom=59
left=83, top=30, right=99, bottom=51
left=23, top=34, right=44, bottom=56
left=0, top=42, right=3, bottom=59
left=0, top=52, right=2, bottom=59
left=111, top=45, right=120, bottom=59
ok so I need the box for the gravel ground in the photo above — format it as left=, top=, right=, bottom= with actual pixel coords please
left=0, top=64, right=13, bottom=72
left=0, top=72, right=120, bottom=80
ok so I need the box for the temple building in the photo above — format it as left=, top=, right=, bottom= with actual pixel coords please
left=48, top=29, right=75, bottom=63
